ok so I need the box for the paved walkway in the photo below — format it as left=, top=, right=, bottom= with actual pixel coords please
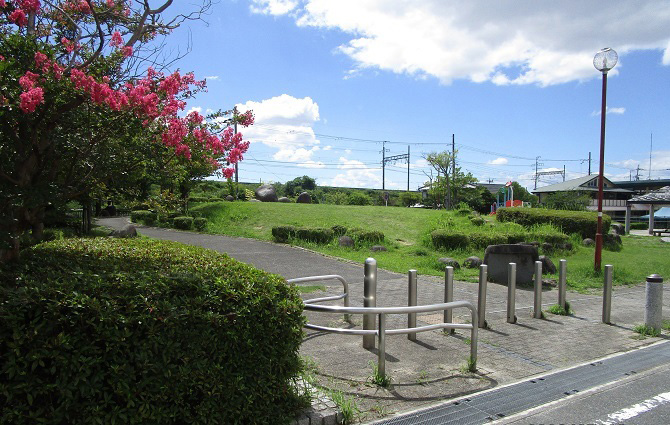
left=98, top=217, right=670, bottom=424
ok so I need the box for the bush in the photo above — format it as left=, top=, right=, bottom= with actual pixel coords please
left=349, top=229, right=384, bottom=244
left=0, top=238, right=306, bottom=424
left=469, top=215, right=485, bottom=226
left=630, top=222, right=648, bottom=230
left=347, top=192, right=372, bottom=206
left=272, top=225, right=297, bottom=243
left=189, top=196, right=211, bottom=203
left=331, top=225, right=348, bottom=236
left=467, top=232, right=508, bottom=248
left=295, top=227, right=334, bottom=244
left=496, top=208, right=608, bottom=239
left=173, top=216, right=194, bottom=230
left=193, top=217, right=208, bottom=231
left=456, top=202, right=472, bottom=215
left=130, top=210, right=157, bottom=225
left=399, top=191, right=421, bottom=207
left=431, top=230, right=469, bottom=250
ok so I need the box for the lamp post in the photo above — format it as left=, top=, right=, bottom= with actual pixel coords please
left=593, top=47, right=618, bottom=272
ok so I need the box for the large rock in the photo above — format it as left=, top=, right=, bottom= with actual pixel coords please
left=438, top=257, right=461, bottom=269
left=582, top=238, right=595, bottom=247
left=463, top=256, right=482, bottom=269
left=278, top=196, right=291, bottom=203
left=338, top=236, right=354, bottom=247
left=225, top=195, right=235, bottom=202
left=296, top=192, right=312, bottom=204
left=371, top=245, right=387, bottom=252
left=254, top=184, right=278, bottom=202
left=610, top=223, right=625, bottom=235
left=661, top=237, right=670, bottom=243
left=604, top=233, right=622, bottom=247
left=539, top=255, right=557, bottom=274
left=109, top=224, right=137, bottom=238
left=484, top=244, right=539, bottom=285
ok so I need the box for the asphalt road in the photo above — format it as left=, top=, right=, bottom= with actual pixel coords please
left=499, top=360, right=670, bottom=425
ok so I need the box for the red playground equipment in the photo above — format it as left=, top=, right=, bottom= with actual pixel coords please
left=490, top=181, right=524, bottom=214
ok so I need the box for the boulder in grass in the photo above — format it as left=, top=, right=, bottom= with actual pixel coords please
left=109, top=225, right=137, bottom=238
left=296, top=192, right=311, bottom=204
left=278, top=197, right=291, bottom=203
left=371, top=245, right=387, bottom=252
left=582, top=238, right=595, bottom=247
left=338, top=236, right=354, bottom=247
left=225, top=195, right=235, bottom=202
left=463, top=256, right=482, bottom=269
left=255, top=184, right=278, bottom=202
left=610, top=223, right=625, bottom=235
left=484, top=244, right=539, bottom=285
left=438, top=257, right=461, bottom=269
left=539, top=255, right=557, bottom=274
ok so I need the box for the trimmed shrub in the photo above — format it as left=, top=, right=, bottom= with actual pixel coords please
left=431, top=230, right=469, bottom=250
left=173, top=216, right=194, bottom=230
left=331, top=225, right=348, bottom=236
left=193, top=217, right=208, bottom=231
left=469, top=215, right=485, bottom=226
left=349, top=229, right=384, bottom=244
left=189, top=196, right=211, bottom=203
left=130, top=210, right=156, bottom=225
left=630, top=222, right=648, bottom=230
left=272, top=225, right=296, bottom=243
left=467, top=232, right=508, bottom=248
left=496, top=208, right=609, bottom=239
left=295, top=227, right=334, bottom=244
left=0, top=238, right=306, bottom=424
left=456, top=202, right=472, bottom=216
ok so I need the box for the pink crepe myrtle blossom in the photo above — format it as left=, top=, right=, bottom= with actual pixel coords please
left=20, top=87, right=44, bottom=113
left=222, top=167, right=234, bottom=179
left=19, top=71, right=40, bottom=90
left=0, top=0, right=6, bottom=8
left=9, top=9, right=28, bottom=26
left=61, top=37, right=78, bottom=53
left=121, top=46, right=133, bottom=57
left=19, top=0, right=40, bottom=14
left=110, top=31, right=123, bottom=48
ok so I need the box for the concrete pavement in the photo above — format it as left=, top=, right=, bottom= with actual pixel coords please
left=97, top=217, right=670, bottom=424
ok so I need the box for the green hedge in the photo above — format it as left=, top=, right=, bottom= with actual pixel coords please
left=0, top=238, right=305, bottom=424
left=349, top=229, right=385, bottom=244
left=496, top=208, right=608, bottom=238
left=630, top=222, right=648, bottom=230
left=295, top=227, right=334, bottom=244
left=331, top=225, right=348, bottom=236
left=193, top=217, right=208, bottom=231
left=173, top=216, right=194, bottom=230
left=130, top=210, right=157, bottom=225
left=272, top=225, right=297, bottom=243
left=431, top=230, right=569, bottom=250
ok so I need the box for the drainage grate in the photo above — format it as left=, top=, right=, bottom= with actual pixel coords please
left=375, top=342, right=670, bottom=425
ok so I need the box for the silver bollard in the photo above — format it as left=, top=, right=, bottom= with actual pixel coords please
left=602, top=265, right=613, bottom=324
left=478, top=264, right=488, bottom=328
left=534, top=261, right=543, bottom=319
left=363, top=258, right=377, bottom=348
left=408, top=269, right=417, bottom=341
left=444, top=266, right=454, bottom=334
left=558, top=259, right=567, bottom=310
left=645, top=274, right=663, bottom=331
left=507, top=263, right=517, bottom=324
left=378, top=313, right=386, bottom=377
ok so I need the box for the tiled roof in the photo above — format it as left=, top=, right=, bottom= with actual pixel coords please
left=532, top=175, right=631, bottom=193
left=627, top=186, right=670, bottom=205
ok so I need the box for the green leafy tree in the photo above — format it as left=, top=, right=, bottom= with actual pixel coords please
left=543, top=191, right=591, bottom=211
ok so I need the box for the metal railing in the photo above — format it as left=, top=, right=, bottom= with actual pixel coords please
left=289, top=264, right=478, bottom=377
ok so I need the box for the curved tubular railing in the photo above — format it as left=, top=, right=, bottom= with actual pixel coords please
left=302, top=300, right=479, bottom=377
left=287, top=275, right=350, bottom=322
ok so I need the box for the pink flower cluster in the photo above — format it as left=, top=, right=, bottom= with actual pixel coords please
left=20, top=87, right=44, bottom=113
left=237, top=110, right=255, bottom=127
left=63, top=0, right=91, bottom=14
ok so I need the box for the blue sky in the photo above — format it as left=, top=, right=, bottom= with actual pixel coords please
left=167, top=0, right=670, bottom=192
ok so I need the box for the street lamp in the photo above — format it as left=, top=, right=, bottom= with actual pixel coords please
left=593, top=47, right=618, bottom=272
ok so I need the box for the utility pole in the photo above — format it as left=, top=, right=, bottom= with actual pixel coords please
left=407, top=145, right=410, bottom=192
left=534, top=156, right=542, bottom=189
left=563, top=165, right=566, bottom=182
left=588, top=152, right=592, bottom=175
left=635, top=165, right=641, bottom=181
left=381, top=141, right=387, bottom=191
left=451, top=134, right=456, bottom=209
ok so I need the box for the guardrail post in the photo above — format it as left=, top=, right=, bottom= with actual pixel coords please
left=444, top=266, right=454, bottom=334
left=470, top=304, right=479, bottom=369
left=645, top=274, right=664, bottom=331
left=478, top=264, right=488, bottom=328
left=602, top=265, right=613, bottom=324
left=507, top=263, right=517, bottom=324
left=378, top=313, right=386, bottom=378
left=408, top=270, right=417, bottom=341
left=363, top=258, right=377, bottom=348
left=534, top=261, right=542, bottom=319
left=558, top=259, right=567, bottom=310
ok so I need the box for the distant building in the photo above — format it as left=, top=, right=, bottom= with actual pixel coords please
left=532, top=175, right=636, bottom=218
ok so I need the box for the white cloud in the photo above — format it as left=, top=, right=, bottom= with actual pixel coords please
left=250, top=0, right=298, bottom=16
left=323, top=145, right=332, bottom=151
left=235, top=94, right=321, bottom=162
left=591, top=106, right=626, bottom=116
left=330, top=157, right=382, bottom=187
left=344, top=149, right=352, bottom=155
left=186, top=106, right=202, bottom=115
left=205, top=76, right=219, bottom=81
left=253, top=0, right=670, bottom=86
left=488, top=157, right=509, bottom=165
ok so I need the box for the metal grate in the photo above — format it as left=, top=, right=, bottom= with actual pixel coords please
left=376, top=342, right=670, bottom=425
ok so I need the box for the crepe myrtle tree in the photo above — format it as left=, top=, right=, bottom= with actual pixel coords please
left=0, top=1, right=254, bottom=261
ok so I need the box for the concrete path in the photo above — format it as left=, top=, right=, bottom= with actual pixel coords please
left=97, top=217, right=670, bottom=424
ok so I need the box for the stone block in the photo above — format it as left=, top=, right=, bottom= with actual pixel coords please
left=484, top=244, right=539, bottom=285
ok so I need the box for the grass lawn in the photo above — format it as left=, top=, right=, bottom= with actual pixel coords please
left=191, top=201, right=670, bottom=292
